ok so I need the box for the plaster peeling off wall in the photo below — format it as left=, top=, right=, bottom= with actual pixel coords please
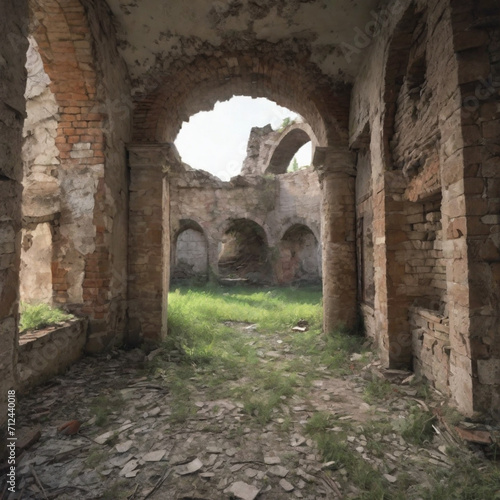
left=58, top=165, right=101, bottom=303
left=20, top=224, right=52, bottom=304
left=22, top=37, right=60, bottom=219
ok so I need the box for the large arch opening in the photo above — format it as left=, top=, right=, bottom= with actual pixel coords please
left=265, top=123, right=317, bottom=175
left=218, top=219, right=270, bottom=283
left=127, top=47, right=354, bottom=342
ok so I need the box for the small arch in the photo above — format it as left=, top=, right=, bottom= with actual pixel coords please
left=265, top=122, right=318, bottom=175
left=218, top=218, right=271, bottom=283
left=276, top=224, right=321, bottom=285
left=172, top=220, right=209, bottom=283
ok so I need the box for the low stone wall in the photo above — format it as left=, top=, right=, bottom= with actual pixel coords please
left=410, top=306, right=450, bottom=395
left=17, top=318, right=88, bottom=392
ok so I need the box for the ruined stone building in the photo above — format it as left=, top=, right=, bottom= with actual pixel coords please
left=170, top=122, right=322, bottom=285
left=1, top=0, right=500, bottom=432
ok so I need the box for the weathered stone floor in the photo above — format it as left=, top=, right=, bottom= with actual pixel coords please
left=3, top=324, right=498, bottom=499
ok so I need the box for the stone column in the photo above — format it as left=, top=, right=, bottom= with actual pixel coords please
left=314, top=146, right=357, bottom=334
left=127, top=143, right=180, bottom=343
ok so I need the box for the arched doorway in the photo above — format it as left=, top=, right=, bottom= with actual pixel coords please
left=218, top=219, right=270, bottom=283
left=276, top=224, right=320, bottom=285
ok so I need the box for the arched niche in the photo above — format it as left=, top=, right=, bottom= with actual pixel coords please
left=218, top=218, right=270, bottom=283
left=172, top=220, right=209, bottom=283
left=276, top=224, right=321, bottom=285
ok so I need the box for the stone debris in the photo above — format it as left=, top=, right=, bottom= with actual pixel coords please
left=143, top=449, right=167, bottom=462
left=269, top=465, right=289, bottom=477
left=175, top=458, right=204, bottom=475
left=5, top=326, right=495, bottom=500
left=226, top=481, right=261, bottom=500
left=115, top=440, right=133, bottom=453
left=119, top=459, right=138, bottom=477
left=454, top=427, right=492, bottom=445
left=280, top=478, right=295, bottom=491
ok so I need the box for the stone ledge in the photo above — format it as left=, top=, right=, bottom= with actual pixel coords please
left=17, top=318, right=88, bottom=393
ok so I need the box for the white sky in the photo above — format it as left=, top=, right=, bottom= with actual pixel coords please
left=175, top=96, right=312, bottom=181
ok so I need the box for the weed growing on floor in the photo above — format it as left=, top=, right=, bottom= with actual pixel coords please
left=90, top=393, right=125, bottom=427
left=400, top=405, right=435, bottom=445
left=19, top=302, right=74, bottom=332
left=363, top=379, right=394, bottom=403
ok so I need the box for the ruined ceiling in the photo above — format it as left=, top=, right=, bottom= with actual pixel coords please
left=104, top=0, right=381, bottom=96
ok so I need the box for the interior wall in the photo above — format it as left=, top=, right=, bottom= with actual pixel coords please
left=0, top=0, right=28, bottom=430
left=173, top=228, right=208, bottom=281
left=355, top=147, right=376, bottom=341
left=350, top=0, right=500, bottom=416
left=276, top=225, right=320, bottom=285
left=28, top=0, right=131, bottom=351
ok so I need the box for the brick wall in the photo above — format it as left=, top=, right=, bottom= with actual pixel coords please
left=29, top=0, right=131, bottom=351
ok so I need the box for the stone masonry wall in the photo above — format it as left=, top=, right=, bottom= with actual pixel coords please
left=170, top=167, right=321, bottom=284
left=0, top=0, right=28, bottom=431
left=173, top=229, right=209, bottom=280
left=355, top=147, right=376, bottom=340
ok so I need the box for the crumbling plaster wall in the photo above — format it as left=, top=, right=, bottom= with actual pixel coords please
left=28, top=0, right=131, bottom=351
left=20, top=36, right=59, bottom=305
left=0, top=0, right=28, bottom=429
left=350, top=0, right=500, bottom=416
left=81, top=0, right=132, bottom=350
left=169, top=166, right=321, bottom=284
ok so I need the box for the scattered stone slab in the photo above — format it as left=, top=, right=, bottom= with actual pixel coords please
left=115, top=440, right=133, bottom=453
left=119, top=459, right=138, bottom=477
left=264, top=455, right=281, bottom=465
left=16, top=427, right=42, bottom=451
left=280, top=478, right=295, bottom=492
left=455, top=427, right=492, bottom=445
left=143, top=450, right=167, bottom=462
left=175, top=458, right=203, bottom=475
left=227, top=481, right=260, bottom=500
left=94, top=430, right=115, bottom=445
left=268, top=465, right=289, bottom=477
left=291, top=434, right=306, bottom=447
left=384, top=474, right=397, bottom=483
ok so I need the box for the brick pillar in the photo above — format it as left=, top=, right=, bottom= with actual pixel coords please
left=314, top=146, right=357, bottom=333
left=127, top=144, right=180, bottom=343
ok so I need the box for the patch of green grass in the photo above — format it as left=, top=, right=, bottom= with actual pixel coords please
left=305, top=411, right=336, bottom=435
left=90, top=393, right=125, bottom=427
left=165, top=285, right=322, bottom=364
left=19, top=302, right=74, bottom=332
left=419, top=451, right=500, bottom=500
left=242, top=394, right=281, bottom=425
left=363, top=380, right=394, bottom=403
left=400, top=406, right=435, bottom=445
left=85, top=449, right=107, bottom=468
left=101, top=480, right=132, bottom=500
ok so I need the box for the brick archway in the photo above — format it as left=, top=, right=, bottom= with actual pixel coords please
left=132, top=46, right=351, bottom=147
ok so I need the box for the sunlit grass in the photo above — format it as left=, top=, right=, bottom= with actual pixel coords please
left=19, top=302, right=74, bottom=332
left=165, top=284, right=322, bottom=367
